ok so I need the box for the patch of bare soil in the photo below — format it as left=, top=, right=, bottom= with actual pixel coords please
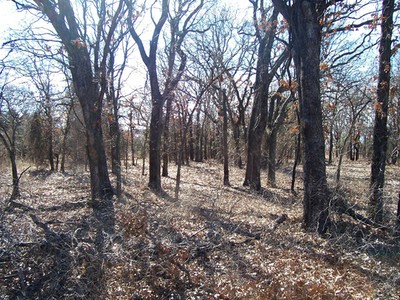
left=0, top=160, right=399, bottom=299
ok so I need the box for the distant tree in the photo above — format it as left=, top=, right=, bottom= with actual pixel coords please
left=27, top=59, right=60, bottom=171
left=0, top=83, right=31, bottom=200
left=369, top=0, right=395, bottom=223
left=28, top=111, right=47, bottom=167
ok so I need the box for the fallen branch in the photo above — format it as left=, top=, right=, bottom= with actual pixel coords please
left=332, top=194, right=387, bottom=231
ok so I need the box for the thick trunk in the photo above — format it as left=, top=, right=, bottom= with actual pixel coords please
left=291, top=0, right=329, bottom=233
left=148, top=97, right=164, bottom=191
left=370, top=0, right=394, bottom=223
left=244, top=127, right=263, bottom=190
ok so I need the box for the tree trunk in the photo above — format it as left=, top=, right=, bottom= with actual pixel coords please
left=244, top=9, right=281, bottom=190
left=222, top=91, right=230, bottom=186
left=195, top=109, right=203, bottom=162
left=274, top=0, right=329, bottom=233
left=162, top=95, right=173, bottom=177
left=148, top=94, right=164, bottom=191
left=36, top=0, right=115, bottom=234
left=189, top=123, right=194, bottom=162
left=232, top=122, right=242, bottom=168
left=142, top=128, right=148, bottom=176
left=9, top=150, right=20, bottom=200
left=267, top=128, right=278, bottom=187
left=129, top=113, right=136, bottom=166
left=291, top=131, right=301, bottom=192
left=369, top=0, right=394, bottom=223
left=328, top=124, right=334, bottom=164
left=60, top=104, right=73, bottom=173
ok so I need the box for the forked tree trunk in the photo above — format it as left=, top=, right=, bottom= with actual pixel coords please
left=244, top=10, right=279, bottom=190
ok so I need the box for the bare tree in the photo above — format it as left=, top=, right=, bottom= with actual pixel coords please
left=243, top=1, right=288, bottom=190
left=13, top=0, right=128, bottom=233
left=126, top=0, right=205, bottom=192
left=0, top=81, right=31, bottom=200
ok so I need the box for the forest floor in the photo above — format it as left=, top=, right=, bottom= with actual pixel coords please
left=0, top=159, right=399, bottom=299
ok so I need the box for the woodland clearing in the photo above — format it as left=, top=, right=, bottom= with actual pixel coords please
left=0, top=160, right=399, bottom=299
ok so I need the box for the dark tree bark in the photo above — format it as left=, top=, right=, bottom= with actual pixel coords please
left=222, top=90, right=230, bottom=186
left=273, top=0, right=330, bottom=233
left=30, top=0, right=126, bottom=233
left=369, top=0, right=394, bottom=223
left=128, top=111, right=136, bottom=166
left=194, top=108, right=203, bottom=162
left=162, top=95, right=174, bottom=177
left=244, top=8, right=286, bottom=190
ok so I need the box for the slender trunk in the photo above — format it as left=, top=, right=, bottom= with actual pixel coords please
left=142, top=128, right=148, bottom=176
left=60, top=104, right=73, bottom=173
left=222, top=91, right=230, bottom=186
left=328, top=124, right=334, bottom=164
left=10, top=150, right=20, bottom=200
left=232, top=122, right=242, bottom=168
left=194, top=109, right=202, bottom=162
left=203, top=121, right=208, bottom=160
left=48, top=123, right=54, bottom=172
left=291, top=131, right=301, bottom=192
left=130, top=125, right=135, bottom=166
left=162, top=95, right=173, bottom=177
left=189, top=124, right=194, bottom=161
left=370, top=0, right=394, bottom=223
left=267, top=128, right=277, bottom=187
left=129, top=113, right=136, bottom=166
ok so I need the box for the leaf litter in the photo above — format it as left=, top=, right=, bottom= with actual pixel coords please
left=0, top=160, right=399, bottom=299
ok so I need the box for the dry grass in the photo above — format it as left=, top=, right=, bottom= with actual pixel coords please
left=0, top=159, right=399, bottom=299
